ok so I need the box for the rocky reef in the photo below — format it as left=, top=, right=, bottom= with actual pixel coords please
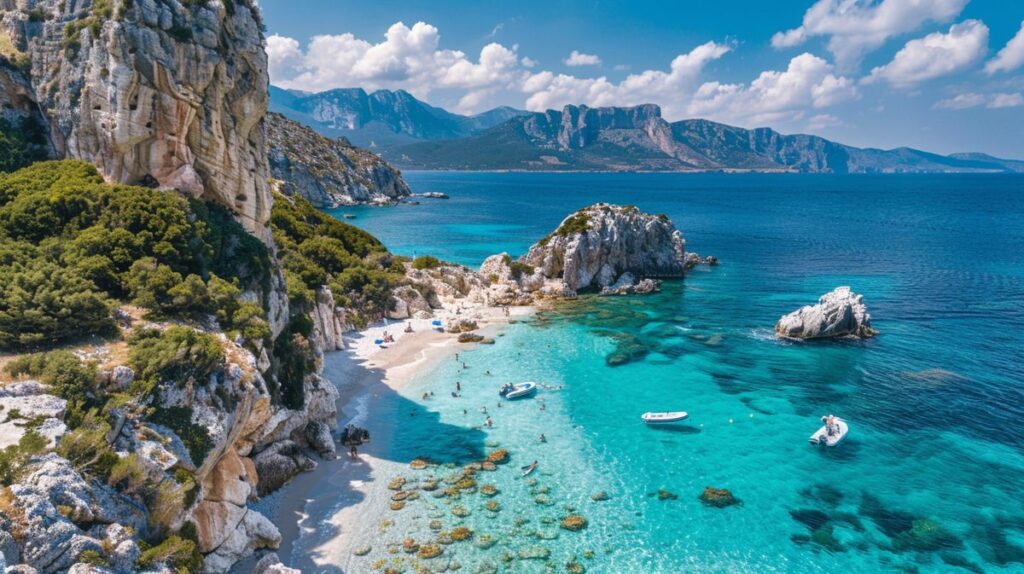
left=0, top=0, right=273, bottom=239
left=776, top=287, right=877, bottom=340
left=266, top=112, right=411, bottom=208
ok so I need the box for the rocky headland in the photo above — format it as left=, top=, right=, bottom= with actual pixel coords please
left=266, top=112, right=411, bottom=208
left=775, top=287, right=877, bottom=340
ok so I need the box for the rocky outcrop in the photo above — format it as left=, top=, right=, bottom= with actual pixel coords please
left=0, top=0, right=273, bottom=238
left=775, top=287, right=877, bottom=340
left=251, top=440, right=315, bottom=497
left=0, top=383, right=67, bottom=448
left=521, top=204, right=688, bottom=296
left=266, top=112, right=411, bottom=208
left=309, top=287, right=349, bottom=352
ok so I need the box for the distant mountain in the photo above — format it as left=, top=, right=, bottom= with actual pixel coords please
left=269, top=86, right=527, bottom=151
left=387, top=104, right=1024, bottom=174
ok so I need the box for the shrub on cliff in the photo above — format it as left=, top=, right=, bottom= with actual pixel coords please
left=5, top=350, right=101, bottom=428
left=129, top=327, right=224, bottom=391
left=0, top=160, right=271, bottom=350
left=271, top=191, right=404, bottom=326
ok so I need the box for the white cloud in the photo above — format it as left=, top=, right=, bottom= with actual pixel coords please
left=934, top=91, right=1023, bottom=110
left=687, top=53, right=859, bottom=127
left=564, top=50, right=602, bottom=66
left=866, top=20, right=989, bottom=87
left=986, top=20, right=1024, bottom=74
left=807, top=113, right=842, bottom=130
left=266, top=21, right=527, bottom=107
left=269, top=21, right=858, bottom=125
left=772, top=0, right=969, bottom=68
left=524, top=41, right=732, bottom=116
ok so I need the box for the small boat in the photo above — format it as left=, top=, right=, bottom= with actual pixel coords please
left=810, top=415, right=848, bottom=447
left=641, top=411, right=689, bottom=424
left=499, top=382, right=538, bottom=400
left=521, top=461, right=538, bottom=476
left=343, top=214, right=357, bottom=219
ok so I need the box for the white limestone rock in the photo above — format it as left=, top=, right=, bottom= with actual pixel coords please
left=775, top=287, right=878, bottom=340
left=521, top=204, right=688, bottom=295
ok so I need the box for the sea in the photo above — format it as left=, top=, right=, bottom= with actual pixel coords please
left=324, top=172, right=1024, bottom=573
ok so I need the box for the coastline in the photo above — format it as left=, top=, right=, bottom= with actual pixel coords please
left=264, top=305, right=532, bottom=571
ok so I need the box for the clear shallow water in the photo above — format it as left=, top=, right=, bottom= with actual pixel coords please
left=331, top=173, right=1024, bottom=573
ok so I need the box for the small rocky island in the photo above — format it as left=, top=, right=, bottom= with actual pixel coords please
left=775, top=287, right=877, bottom=340
left=477, top=204, right=714, bottom=302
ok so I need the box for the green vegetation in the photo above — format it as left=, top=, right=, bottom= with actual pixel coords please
left=137, top=535, right=201, bottom=571
left=0, top=160, right=270, bottom=350
left=412, top=255, right=441, bottom=270
left=556, top=212, right=591, bottom=236
left=0, top=431, right=47, bottom=486
left=509, top=261, right=535, bottom=280
left=5, top=350, right=100, bottom=428
left=129, top=327, right=224, bottom=391
left=147, top=405, right=213, bottom=465
left=0, top=116, right=49, bottom=173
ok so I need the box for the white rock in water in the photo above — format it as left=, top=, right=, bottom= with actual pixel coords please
left=521, top=203, right=687, bottom=295
left=775, top=287, right=877, bottom=340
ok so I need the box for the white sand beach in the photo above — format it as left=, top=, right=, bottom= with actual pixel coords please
left=265, top=305, right=532, bottom=571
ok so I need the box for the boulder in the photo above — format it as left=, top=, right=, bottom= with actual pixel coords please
left=201, top=509, right=281, bottom=574
left=387, top=285, right=433, bottom=320
left=0, top=394, right=67, bottom=448
left=775, top=287, right=877, bottom=340
left=253, top=553, right=301, bottom=574
left=303, top=420, right=336, bottom=459
left=310, top=288, right=347, bottom=352
left=252, top=441, right=316, bottom=496
left=109, top=366, right=135, bottom=390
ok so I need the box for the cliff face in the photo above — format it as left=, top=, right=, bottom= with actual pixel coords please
left=266, top=112, right=411, bottom=208
left=0, top=0, right=272, bottom=238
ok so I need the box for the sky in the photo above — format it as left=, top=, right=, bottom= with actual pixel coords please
left=260, top=0, right=1024, bottom=158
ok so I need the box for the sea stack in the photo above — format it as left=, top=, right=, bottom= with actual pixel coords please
left=775, top=287, right=877, bottom=340
left=519, top=203, right=688, bottom=297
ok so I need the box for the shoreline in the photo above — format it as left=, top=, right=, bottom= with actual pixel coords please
left=264, top=305, right=532, bottom=571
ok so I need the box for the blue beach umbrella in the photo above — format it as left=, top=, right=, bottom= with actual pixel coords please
left=431, top=320, right=443, bottom=327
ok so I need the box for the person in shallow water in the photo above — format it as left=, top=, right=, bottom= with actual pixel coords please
left=456, top=381, right=461, bottom=392
left=539, top=434, right=546, bottom=443
left=486, top=417, right=493, bottom=427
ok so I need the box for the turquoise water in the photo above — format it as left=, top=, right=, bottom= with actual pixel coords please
left=332, top=172, right=1024, bottom=573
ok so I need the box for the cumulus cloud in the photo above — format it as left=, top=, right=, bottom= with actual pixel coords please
left=564, top=50, right=602, bottom=66
left=266, top=21, right=526, bottom=109
left=986, top=20, right=1024, bottom=74
left=865, top=20, right=989, bottom=87
left=936, top=92, right=1024, bottom=110
left=524, top=42, right=732, bottom=116
left=687, top=53, right=859, bottom=126
left=772, top=0, right=969, bottom=68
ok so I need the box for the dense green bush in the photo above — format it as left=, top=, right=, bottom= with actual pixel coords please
left=412, top=255, right=441, bottom=270
left=0, top=160, right=271, bottom=350
left=0, top=116, right=49, bottom=173
left=129, top=327, right=224, bottom=391
left=271, top=192, right=404, bottom=323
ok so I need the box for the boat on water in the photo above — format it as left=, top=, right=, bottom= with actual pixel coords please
left=810, top=415, right=848, bottom=446
left=499, top=382, right=538, bottom=400
left=641, top=411, right=689, bottom=424
left=521, top=461, right=538, bottom=476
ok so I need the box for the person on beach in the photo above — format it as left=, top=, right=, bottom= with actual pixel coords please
left=405, top=323, right=413, bottom=333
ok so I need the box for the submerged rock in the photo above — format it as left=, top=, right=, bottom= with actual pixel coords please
left=775, top=287, right=877, bottom=340
left=699, top=487, right=740, bottom=508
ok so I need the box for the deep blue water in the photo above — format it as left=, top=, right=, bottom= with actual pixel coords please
left=328, top=172, right=1024, bottom=573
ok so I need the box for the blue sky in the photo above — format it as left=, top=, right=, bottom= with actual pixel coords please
left=261, top=1, right=1024, bottom=158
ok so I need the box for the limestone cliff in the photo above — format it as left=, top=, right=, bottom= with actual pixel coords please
left=266, top=112, right=411, bottom=208
left=0, top=0, right=272, bottom=238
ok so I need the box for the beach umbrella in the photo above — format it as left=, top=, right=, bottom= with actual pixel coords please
left=374, top=338, right=384, bottom=345
left=431, top=320, right=443, bottom=327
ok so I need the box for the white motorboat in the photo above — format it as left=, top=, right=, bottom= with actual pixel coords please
left=499, top=381, right=538, bottom=400
left=810, top=415, right=849, bottom=446
left=641, top=411, right=689, bottom=424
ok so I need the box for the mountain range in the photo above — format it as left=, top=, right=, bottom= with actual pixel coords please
left=271, top=86, right=1024, bottom=174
